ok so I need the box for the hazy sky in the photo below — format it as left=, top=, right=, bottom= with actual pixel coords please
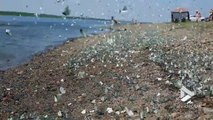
left=0, top=0, right=212, bottom=22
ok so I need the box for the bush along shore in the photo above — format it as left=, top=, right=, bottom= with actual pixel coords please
left=0, top=23, right=213, bottom=119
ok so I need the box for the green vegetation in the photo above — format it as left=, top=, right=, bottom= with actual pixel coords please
left=0, top=11, right=60, bottom=18
left=0, top=11, right=110, bottom=21
left=172, top=22, right=213, bottom=30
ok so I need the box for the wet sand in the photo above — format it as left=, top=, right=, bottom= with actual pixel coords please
left=0, top=23, right=213, bottom=119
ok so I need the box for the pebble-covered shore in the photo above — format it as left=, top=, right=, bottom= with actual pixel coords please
left=0, top=23, right=213, bottom=119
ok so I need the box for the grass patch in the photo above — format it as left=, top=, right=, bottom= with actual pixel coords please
left=173, top=22, right=213, bottom=30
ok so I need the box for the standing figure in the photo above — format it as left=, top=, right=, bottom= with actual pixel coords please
left=195, top=10, right=201, bottom=22
left=111, top=16, right=119, bottom=26
left=110, top=16, right=119, bottom=31
left=209, top=9, right=213, bottom=21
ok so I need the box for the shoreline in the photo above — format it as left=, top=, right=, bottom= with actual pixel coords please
left=0, top=25, right=115, bottom=71
left=0, top=34, right=94, bottom=71
left=0, top=23, right=212, bottom=119
left=0, top=36, right=78, bottom=71
left=0, top=25, right=124, bottom=71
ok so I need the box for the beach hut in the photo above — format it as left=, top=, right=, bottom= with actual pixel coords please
left=171, top=8, right=190, bottom=22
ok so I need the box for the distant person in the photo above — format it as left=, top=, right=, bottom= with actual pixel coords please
left=195, top=10, right=201, bottom=22
left=111, top=16, right=119, bottom=26
left=109, top=16, right=119, bottom=31
left=209, top=9, right=213, bottom=21
left=131, top=18, right=137, bottom=24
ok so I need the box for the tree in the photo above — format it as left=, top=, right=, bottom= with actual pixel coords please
left=62, top=6, right=70, bottom=16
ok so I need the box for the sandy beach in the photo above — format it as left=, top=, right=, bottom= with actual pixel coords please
left=0, top=23, right=213, bottom=119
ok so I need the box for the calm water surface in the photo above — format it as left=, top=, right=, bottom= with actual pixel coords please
left=0, top=16, right=117, bottom=70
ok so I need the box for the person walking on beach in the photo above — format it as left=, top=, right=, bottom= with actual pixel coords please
left=195, top=10, right=201, bottom=22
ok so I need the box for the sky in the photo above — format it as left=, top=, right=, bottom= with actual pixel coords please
left=0, top=0, right=213, bottom=22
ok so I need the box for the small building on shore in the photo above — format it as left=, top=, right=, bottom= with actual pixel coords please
left=171, top=8, right=190, bottom=22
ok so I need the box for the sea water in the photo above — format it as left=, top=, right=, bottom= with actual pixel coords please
left=0, top=16, right=118, bottom=70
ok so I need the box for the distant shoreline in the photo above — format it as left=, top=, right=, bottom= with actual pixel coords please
left=0, top=11, right=117, bottom=22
